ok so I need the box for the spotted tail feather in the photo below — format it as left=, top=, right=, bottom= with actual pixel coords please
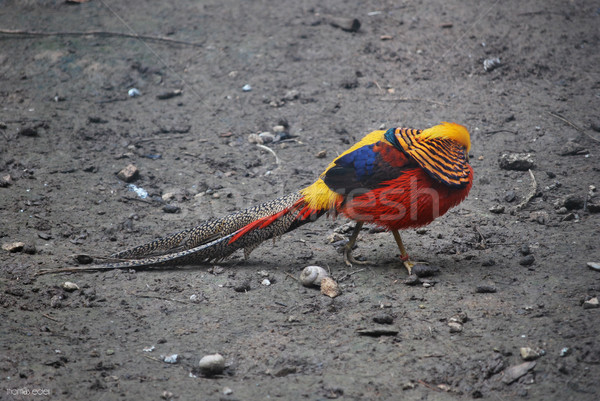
left=93, top=192, right=323, bottom=269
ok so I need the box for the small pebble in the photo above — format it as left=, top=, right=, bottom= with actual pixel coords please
left=587, top=201, right=600, bottom=213
left=117, top=164, right=139, bottom=183
left=481, top=258, right=496, bottom=267
left=520, top=347, right=542, bottom=361
left=315, top=150, right=327, bottom=158
left=321, top=277, right=341, bottom=298
left=75, top=254, right=94, bottom=264
left=62, top=281, right=80, bottom=292
left=198, top=353, right=225, bottom=376
left=247, top=133, right=263, bottom=144
left=326, top=16, right=361, bottom=33
left=412, top=264, right=440, bottom=277
left=499, top=153, right=534, bottom=171
left=449, top=312, right=468, bottom=324
left=258, top=132, right=275, bottom=143
left=520, top=244, right=531, bottom=256
left=50, top=294, right=63, bottom=308
left=483, top=57, right=501, bottom=72
left=476, top=285, right=497, bottom=294
left=282, top=89, right=299, bottom=101
left=519, top=254, right=535, bottom=266
left=156, top=89, right=182, bottom=100
left=560, top=347, right=570, bottom=357
left=559, top=141, right=588, bottom=156
left=529, top=211, right=548, bottom=225
left=163, top=204, right=181, bottom=214
left=233, top=279, right=251, bottom=293
left=563, top=194, right=584, bottom=210
left=372, top=313, right=394, bottom=325
left=128, top=88, right=141, bottom=97
left=22, top=244, right=36, bottom=254
left=583, top=297, right=599, bottom=309
left=504, top=190, right=517, bottom=203
left=489, top=205, right=505, bottom=214
left=555, top=206, right=569, bottom=215
left=0, top=174, right=12, bottom=187
left=448, top=321, right=463, bottom=333
left=2, top=241, right=25, bottom=252
left=501, top=362, right=536, bottom=384
left=242, top=84, right=252, bottom=92
left=261, top=278, right=271, bottom=286
left=402, top=274, right=421, bottom=286
left=587, top=262, right=600, bottom=271
left=19, top=126, right=39, bottom=137
left=223, top=387, right=233, bottom=395
left=163, top=354, right=179, bottom=364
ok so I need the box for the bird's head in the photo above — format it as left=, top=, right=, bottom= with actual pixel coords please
left=421, top=122, right=471, bottom=154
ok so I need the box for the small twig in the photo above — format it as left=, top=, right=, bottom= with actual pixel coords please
left=143, top=354, right=163, bottom=363
left=132, top=293, right=189, bottom=304
left=474, top=226, right=487, bottom=248
left=514, top=169, right=537, bottom=211
left=134, top=133, right=191, bottom=144
left=483, top=129, right=518, bottom=135
left=417, top=380, right=441, bottom=392
left=0, top=28, right=203, bottom=47
left=256, top=144, right=281, bottom=165
left=42, top=313, right=60, bottom=322
left=284, top=272, right=299, bottom=282
left=379, top=97, right=445, bottom=106
left=348, top=268, right=366, bottom=276
left=548, top=111, right=600, bottom=143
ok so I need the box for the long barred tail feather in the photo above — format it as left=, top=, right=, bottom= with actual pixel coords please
left=93, top=191, right=323, bottom=269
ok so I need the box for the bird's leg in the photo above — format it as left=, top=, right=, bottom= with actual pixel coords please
left=343, top=222, right=371, bottom=267
left=391, top=230, right=415, bottom=275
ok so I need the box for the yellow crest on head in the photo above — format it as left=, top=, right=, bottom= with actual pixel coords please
left=421, top=122, right=471, bottom=153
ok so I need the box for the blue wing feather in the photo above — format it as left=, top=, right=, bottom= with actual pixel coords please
left=322, top=141, right=414, bottom=194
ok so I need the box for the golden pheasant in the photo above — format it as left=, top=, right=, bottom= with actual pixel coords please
left=87, top=122, right=473, bottom=274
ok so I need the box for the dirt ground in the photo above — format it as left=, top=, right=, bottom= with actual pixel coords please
left=1, top=0, right=599, bottom=400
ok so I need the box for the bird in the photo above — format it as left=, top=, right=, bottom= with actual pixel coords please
left=69, top=122, right=473, bottom=275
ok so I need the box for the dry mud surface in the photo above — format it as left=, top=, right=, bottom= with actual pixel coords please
left=1, top=1, right=600, bottom=400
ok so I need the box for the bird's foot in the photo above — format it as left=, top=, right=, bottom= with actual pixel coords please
left=400, top=254, right=424, bottom=275
left=403, top=259, right=415, bottom=275
left=343, top=245, right=372, bottom=267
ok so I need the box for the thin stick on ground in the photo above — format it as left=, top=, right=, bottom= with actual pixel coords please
left=284, top=272, right=299, bottom=282
left=379, top=97, right=445, bottom=106
left=514, top=169, right=537, bottom=211
left=548, top=111, right=600, bottom=143
left=132, top=293, right=190, bottom=304
left=42, top=313, right=60, bottom=322
left=0, top=28, right=203, bottom=47
left=256, top=144, right=281, bottom=165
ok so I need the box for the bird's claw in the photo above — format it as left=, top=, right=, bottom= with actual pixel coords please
left=403, top=259, right=415, bottom=275
left=343, top=245, right=372, bottom=267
